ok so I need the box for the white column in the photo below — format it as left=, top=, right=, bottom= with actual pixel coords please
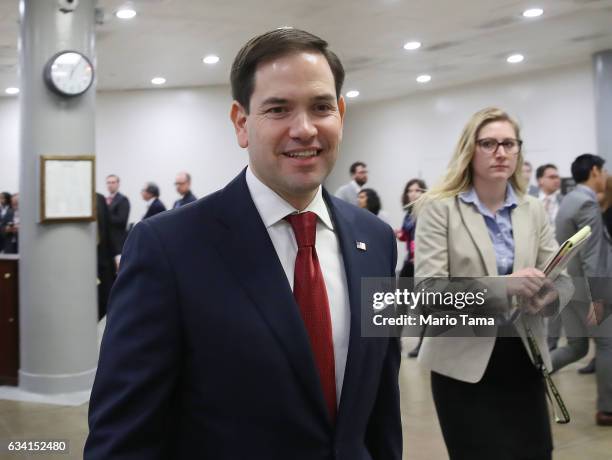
left=18, top=0, right=98, bottom=394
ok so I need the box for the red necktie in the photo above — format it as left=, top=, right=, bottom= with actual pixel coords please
left=285, top=211, right=337, bottom=421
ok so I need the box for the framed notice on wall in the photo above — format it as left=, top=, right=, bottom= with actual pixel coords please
left=40, top=155, right=96, bottom=223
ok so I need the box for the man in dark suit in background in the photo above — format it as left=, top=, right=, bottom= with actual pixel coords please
left=173, top=171, right=197, bottom=208
left=105, top=174, right=130, bottom=256
left=95, top=193, right=115, bottom=319
left=552, top=153, right=612, bottom=426
left=141, top=182, right=166, bottom=219
left=85, top=28, right=401, bottom=459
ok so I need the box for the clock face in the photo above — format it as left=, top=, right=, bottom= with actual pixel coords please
left=45, top=51, right=94, bottom=97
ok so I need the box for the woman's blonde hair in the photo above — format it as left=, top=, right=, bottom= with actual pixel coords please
left=415, top=107, right=526, bottom=211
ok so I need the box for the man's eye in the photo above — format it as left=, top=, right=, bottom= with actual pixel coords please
left=314, top=104, right=332, bottom=112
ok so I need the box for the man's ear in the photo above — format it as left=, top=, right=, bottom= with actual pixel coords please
left=230, top=101, right=249, bottom=148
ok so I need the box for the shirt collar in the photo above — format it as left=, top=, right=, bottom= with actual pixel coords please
left=538, top=189, right=559, bottom=200
left=576, top=184, right=597, bottom=201
left=351, top=180, right=362, bottom=192
left=246, top=166, right=334, bottom=231
left=145, top=197, right=155, bottom=206
left=459, top=183, right=518, bottom=217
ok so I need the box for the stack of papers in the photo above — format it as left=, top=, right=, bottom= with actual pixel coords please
left=544, top=225, right=592, bottom=280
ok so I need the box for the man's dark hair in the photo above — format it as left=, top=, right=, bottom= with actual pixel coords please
left=106, top=174, right=119, bottom=182
left=350, top=161, right=366, bottom=175
left=1, top=191, right=12, bottom=208
left=535, top=164, right=557, bottom=180
left=145, top=182, right=160, bottom=198
left=571, top=154, right=605, bottom=183
left=230, top=28, right=345, bottom=113
left=360, top=188, right=381, bottom=216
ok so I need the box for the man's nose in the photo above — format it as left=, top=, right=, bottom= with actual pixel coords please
left=289, top=111, right=317, bottom=140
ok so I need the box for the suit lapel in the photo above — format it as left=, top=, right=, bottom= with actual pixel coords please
left=511, top=196, right=530, bottom=270
left=323, top=192, right=370, bottom=424
left=457, top=197, right=498, bottom=275
left=212, top=170, right=331, bottom=424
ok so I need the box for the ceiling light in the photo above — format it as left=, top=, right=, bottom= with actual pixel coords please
left=116, top=8, right=136, bottom=19
left=507, top=54, right=524, bottom=63
left=151, top=77, right=166, bottom=85
left=403, top=41, right=422, bottom=51
left=202, top=55, right=220, bottom=65
left=346, top=90, right=360, bottom=98
left=416, top=74, right=431, bottom=83
left=277, top=26, right=293, bottom=30
left=5, top=87, right=19, bottom=95
left=523, top=8, right=543, bottom=18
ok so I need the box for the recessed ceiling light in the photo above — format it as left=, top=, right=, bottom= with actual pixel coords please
left=523, top=8, right=543, bottom=18
left=5, top=87, right=19, bottom=95
left=403, top=41, right=422, bottom=51
left=116, top=8, right=136, bottom=19
left=346, top=90, right=360, bottom=98
left=416, top=74, right=431, bottom=83
left=202, top=55, right=220, bottom=65
left=277, top=26, right=293, bottom=30
left=151, top=77, right=166, bottom=85
left=507, top=54, right=524, bottom=63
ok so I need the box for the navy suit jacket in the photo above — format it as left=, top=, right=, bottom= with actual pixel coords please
left=85, top=170, right=402, bottom=460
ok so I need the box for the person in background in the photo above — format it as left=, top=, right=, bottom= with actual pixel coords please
left=106, top=174, right=130, bottom=258
left=536, top=164, right=562, bottom=230
left=173, top=171, right=197, bottom=209
left=552, top=153, right=612, bottom=426
left=602, top=176, right=612, bottom=238
left=535, top=164, right=563, bottom=351
left=577, top=175, right=612, bottom=375
left=358, top=188, right=390, bottom=224
left=0, top=191, right=13, bottom=253
left=396, top=178, right=427, bottom=358
left=95, top=193, right=115, bottom=320
left=523, top=160, right=539, bottom=197
left=416, top=107, right=572, bottom=459
left=141, top=182, right=166, bottom=219
left=3, top=193, right=19, bottom=254
left=335, top=161, right=368, bottom=206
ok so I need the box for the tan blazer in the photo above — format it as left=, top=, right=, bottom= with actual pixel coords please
left=414, top=192, right=573, bottom=383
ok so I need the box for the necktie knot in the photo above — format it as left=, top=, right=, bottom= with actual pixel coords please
left=285, top=211, right=317, bottom=248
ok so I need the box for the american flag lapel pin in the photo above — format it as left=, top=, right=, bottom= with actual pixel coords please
left=356, top=241, right=367, bottom=251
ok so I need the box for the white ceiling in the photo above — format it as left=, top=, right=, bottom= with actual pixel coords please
left=1, top=0, right=612, bottom=102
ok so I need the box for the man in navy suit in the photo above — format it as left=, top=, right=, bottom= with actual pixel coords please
left=173, top=171, right=197, bottom=209
left=141, top=182, right=166, bottom=219
left=85, top=28, right=401, bottom=459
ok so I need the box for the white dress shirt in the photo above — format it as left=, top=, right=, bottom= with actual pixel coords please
left=538, top=189, right=560, bottom=230
left=246, top=167, right=350, bottom=403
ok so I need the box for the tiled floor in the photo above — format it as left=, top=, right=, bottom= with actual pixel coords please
left=0, top=338, right=610, bottom=459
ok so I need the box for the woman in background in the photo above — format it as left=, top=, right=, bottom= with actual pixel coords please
left=358, top=188, right=390, bottom=224
left=397, top=179, right=427, bottom=357
left=415, top=107, right=571, bottom=459
left=397, top=179, right=427, bottom=278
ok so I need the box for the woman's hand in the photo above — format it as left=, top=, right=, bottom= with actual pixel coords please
left=507, top=268, right=558, bottom=314
left=506, top=268, right=546, bottom=298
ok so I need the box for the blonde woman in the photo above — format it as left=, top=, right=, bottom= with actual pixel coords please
left=415, top=107, right=572, bottom=459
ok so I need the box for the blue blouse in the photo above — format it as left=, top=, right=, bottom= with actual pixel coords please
left=458, top=185, right=518, bottom=275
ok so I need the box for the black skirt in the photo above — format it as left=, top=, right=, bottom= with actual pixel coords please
left=431, top=337, right=552, bottom=460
